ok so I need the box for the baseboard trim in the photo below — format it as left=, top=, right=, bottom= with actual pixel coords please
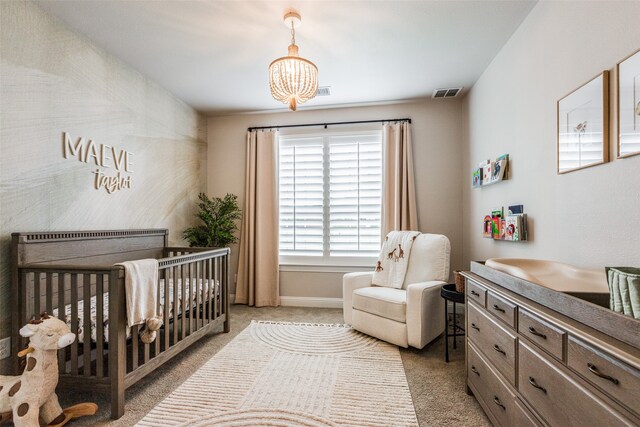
left=230, top=294, right=343, bottom=309
left=280, top=296, right=343, bottom=309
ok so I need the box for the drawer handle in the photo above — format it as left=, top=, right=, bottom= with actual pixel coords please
left=528, top=376, right=547, bottom=394
left=493, top=396, right=506, bottom=410
left=528, top=326, right=547, bottom=339
left=493, top=304, right=505, bottom=313
left=493, top=344, right=506, bottom=355
left=471, top=290, right=480, bottom=297
left=471, top=323, right=480, bottom=331
left=471, top=365, right=480, bottom=376
left=587, top=363, right=620, bottom=385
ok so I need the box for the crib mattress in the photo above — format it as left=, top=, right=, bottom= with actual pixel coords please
left=52, top=279, right=219, bottom=344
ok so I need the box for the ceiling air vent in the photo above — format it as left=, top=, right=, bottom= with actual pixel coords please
left=316, top=86, right=331, bottom=96
left=432, top=87, right=463, bottom=99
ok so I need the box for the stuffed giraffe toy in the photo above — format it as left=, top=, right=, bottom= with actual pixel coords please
left=0, top=314, right=97, bottom=427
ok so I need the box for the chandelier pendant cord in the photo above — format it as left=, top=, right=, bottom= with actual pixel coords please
left=290, top=22, right=296, bottom=47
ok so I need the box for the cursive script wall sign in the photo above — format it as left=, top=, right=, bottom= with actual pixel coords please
left=62, top=132, right=134, bottom=193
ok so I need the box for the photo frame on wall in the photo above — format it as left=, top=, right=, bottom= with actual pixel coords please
left=617, top=48, right=640, bottom=159
left=557, top=71, right=609, bottom=174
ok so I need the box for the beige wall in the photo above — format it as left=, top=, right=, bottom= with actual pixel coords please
left=463, top=1, right=640, bottom=269
left=0, top=1, right=207, bottom=343
left=208, top=99, right=464, bottom=298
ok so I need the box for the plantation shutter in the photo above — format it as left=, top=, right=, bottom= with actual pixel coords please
left=328, top=135, right=382, bottom=257
left=279, top=138, right=324, bottom=256
left=279, top=131, right=382, bottom=263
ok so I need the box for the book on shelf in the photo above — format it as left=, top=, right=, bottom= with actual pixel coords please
left=472, top=169, right=482, bottom=188
left=483, top=215, right=493, bottom=238
left=508, top=204, right=524, bottom=215
left=491, top=217, right=500, bottom=239
left=482, top=161, right=493, bottom=184
left=496, top=154, right=509, bottom=180
left=491, top=159, right=506, bottom=182
left=505, top=213, right=527, bottom=241
left=491, top=207, right=502, bottom=239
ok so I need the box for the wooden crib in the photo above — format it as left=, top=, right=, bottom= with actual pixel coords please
left=10, top=229, right=230, bottom=419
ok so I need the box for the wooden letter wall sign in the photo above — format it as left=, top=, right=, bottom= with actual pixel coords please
left=62, top=132, right=133, bottom=194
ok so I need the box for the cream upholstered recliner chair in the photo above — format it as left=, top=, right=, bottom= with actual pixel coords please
left=342, top=233, right=451, bottom=349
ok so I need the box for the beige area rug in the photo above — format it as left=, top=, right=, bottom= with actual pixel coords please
left=136, top=321, right=418, bottom=426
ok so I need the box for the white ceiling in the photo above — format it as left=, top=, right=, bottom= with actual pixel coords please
left=35, top=0, right=536, bottom=116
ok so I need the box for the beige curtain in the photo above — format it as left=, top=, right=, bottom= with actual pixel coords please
left=236, top=130, right=280, bottom=307
left=382, top=122, right=419, bottom=235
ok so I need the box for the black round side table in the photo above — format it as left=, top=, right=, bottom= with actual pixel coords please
left=440, top=284, right=465, bottom=362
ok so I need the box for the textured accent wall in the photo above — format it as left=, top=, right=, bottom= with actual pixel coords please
left=463, top=1, right=640, bottom=269
left=0, top=1, right=207, bottom=341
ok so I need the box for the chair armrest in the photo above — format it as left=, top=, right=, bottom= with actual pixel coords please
left=342, top=272, right=374, bottom=324
left=406, top=280, right=446, bottom=349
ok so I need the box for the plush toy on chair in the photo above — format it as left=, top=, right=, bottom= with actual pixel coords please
left=343, top=232, right=451, bottom=349
left=0, top=314, right=98, bottom=427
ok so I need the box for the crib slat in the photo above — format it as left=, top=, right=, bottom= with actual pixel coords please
left=96, top=274, right=104, bottom=378
left=144, top=341, right=150, bottom=364
left=205, top=259, right=209, bottom=324
left=202, top=261, right=207, bottom=325
left=191, top=261, right=195, bottom=334
left=58, top=273, right=66, bottom=374
left=181, top=264, right=187, bottom=340
left=213, top=258, right=218, bottom=319
left=46, top=273, right=53, bottom=315
left=216, top=257, right=221, bottom=319
left=189, top=261, right=194, bottom=335
left=132, top=325, right=139, bottom=371
left=164, top=267, right=171, bottom=351
left=201, top=260, right=206, bottom=328
left=196, top=260, right=202, bottom=330
left=155, top=271, right=162, bottom=357
left=34, top=271, right=41, bottom=318
left=83, top=274, right=92, bottom=376
left=108, top=268, right=126, bottom=418
left=207, top=258, right=216, bottom=322
left=173, top=265, right=179, bottom=345
left=70, top=274, right=78, bottom=375
left=202, top=260, right=211, bottom=327
left=224, top=252, right=229, bottom=332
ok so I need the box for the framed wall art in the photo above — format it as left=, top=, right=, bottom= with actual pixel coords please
left=617, top=48, right=640, bottom=158
left=557, top=71, right=609, bottom=174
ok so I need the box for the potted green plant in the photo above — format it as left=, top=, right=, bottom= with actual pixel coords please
left=182, top=193, right=242, bottom=247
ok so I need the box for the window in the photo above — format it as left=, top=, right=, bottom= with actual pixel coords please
left=279, top=130, right=382, bottom=266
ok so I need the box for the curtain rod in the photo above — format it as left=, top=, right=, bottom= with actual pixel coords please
left=247, top=118, right=411, bottom=131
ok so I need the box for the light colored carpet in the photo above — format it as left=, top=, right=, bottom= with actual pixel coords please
left=137, top=321, right=418, bottom=426
left=60, top=305, right=489, bottom=426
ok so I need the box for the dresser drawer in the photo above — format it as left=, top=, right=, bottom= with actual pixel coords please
left=513, top=398, right=544, bottom=427
left=468, top=301, right=517, bottom=385
left=568, top=336, right=640, bottom=417
left=467, top=280, right=487, bottom=307
left=518, top=341, right=635, bottom=427
left=487, top=291, right=517, bottom=328
left=518, top=308, right=566, bottom=361
left=468, top=342, right=541, bottom=427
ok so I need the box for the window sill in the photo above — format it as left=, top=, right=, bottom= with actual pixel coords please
left=279, top=264, right=374, bottom=273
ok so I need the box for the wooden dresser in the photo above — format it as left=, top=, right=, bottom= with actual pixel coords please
left=462, top=263, right=640, bottom=427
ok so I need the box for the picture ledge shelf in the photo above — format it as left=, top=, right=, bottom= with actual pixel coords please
left=472, top=154, right=509, bottom=188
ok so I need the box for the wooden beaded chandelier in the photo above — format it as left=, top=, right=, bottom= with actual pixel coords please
left=269, top=10, right=318, bottom=111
